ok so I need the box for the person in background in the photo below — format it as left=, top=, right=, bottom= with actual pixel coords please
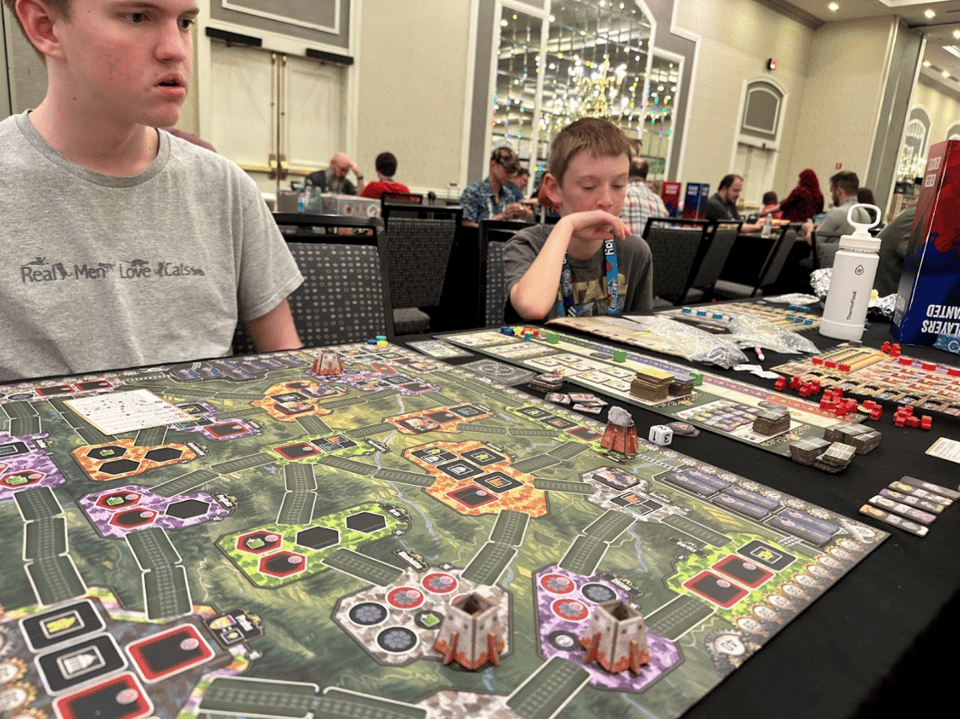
left=0, top=0, right=303, bottom=382
left=621, top=157, right=667, bottom=237
left=359, top=152, right=411, bottom=200
left=704, top=174, right=743, bottom=221
left=875, top=204, right=915, bottom=296
left=759, top=191, right=783, bottom=219
left=802, top=171, right=869, bottom=243
left=508, top=166, right=530, bottom=201
left=779, top=169, right=824, bottom=222
left=503, top=118, right=653, bottom=322
left=461, top=147, right=533, bottom=226
left=857, top=186, right=884, bottom=230
left=305, top=152, right=365, bottom=195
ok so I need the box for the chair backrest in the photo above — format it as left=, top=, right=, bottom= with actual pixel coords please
left=380, top=204, right=463, bottom=310
left=753, top=223, right=802, bottom=295
left=478, top=219, right=527, bottom=327
left=813, top=230, right=841, bottom=269
left=643, top=217, right=714, bottom=305
left=690, top=221, right=741, bottom=290
left=234, top=215, right=393, bottom=353
left=381, top=192, right=424, bottom=209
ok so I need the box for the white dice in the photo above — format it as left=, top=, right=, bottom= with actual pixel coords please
left=648, top=425, right=673, bottom=446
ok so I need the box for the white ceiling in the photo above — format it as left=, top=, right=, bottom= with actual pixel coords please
left=781, top=0, right=960, bottom=93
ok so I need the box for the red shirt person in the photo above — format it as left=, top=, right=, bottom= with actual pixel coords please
left=360, top=152, right=412, bottom=200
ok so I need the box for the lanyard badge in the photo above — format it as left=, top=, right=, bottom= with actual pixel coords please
left=557, top=239, right=620, bottom=317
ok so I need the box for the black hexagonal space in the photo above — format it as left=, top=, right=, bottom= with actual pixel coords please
left=144, top=447, right=184, bottom=463
left=345, top=511, right=387, bottom=534
left=295, top=526, right=340, bottom=550
left=99, top=458, right=141, bottom=476
left=165, top=499, right=210, bottom=520
left=86, top=445, right=127, bottom=461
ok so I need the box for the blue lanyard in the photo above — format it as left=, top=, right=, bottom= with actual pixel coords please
left=557, top=239, right=620, bottom=317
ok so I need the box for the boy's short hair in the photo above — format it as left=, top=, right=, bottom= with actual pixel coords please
left=549, top=118, right=633, bottom=185
left=4, top=0, right=71, bottom=57
left=375, top=152, right=398, bottom=177
left=762, top=191, right=778, bottom=205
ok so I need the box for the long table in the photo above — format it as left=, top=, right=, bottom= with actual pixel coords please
left=0, top=309, right=956, bottom=719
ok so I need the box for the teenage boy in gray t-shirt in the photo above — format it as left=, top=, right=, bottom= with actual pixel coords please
left=0, top=0, right=304, bottom=381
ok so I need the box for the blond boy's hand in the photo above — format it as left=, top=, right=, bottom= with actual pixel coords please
left=562, top=210, right=629, bottom=241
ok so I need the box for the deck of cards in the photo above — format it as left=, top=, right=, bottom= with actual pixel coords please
left=823, top=422, right=881, bottom=454
left=860, top=475, right=958, bottom=536
left=570, top=392, right=607, bottom=414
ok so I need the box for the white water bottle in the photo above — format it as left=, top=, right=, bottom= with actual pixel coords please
left=819, top=203, right=881, bottom=341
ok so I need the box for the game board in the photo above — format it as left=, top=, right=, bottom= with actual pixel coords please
left=439, top=329, right=862, bottom=457
left=774, top=342, right=960, bottom=415
left=0, top=345, right=886, bottom=719
left=657, top=302, right=822, bottom=331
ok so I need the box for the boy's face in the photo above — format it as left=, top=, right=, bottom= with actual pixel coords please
left=548, top=150, right=629, bottom=241
left=51, top=0, right=198, bottom=129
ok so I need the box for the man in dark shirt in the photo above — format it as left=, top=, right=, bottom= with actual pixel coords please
left=305, top=152, right=365, bottom=195
left=705, top=174, right=743, bottom=221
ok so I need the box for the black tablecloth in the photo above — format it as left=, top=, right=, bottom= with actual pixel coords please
left=408, top=307, right=960, bottom=719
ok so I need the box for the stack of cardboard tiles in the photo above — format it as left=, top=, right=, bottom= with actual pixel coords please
left=814, top=442, right=856, bottom=474
left=630, top=368, right=674, bottom=402
left=789, top=437, right=831, bottom=465
left=529, top=372, right=564, bottom=393
left=822, top=422, right=881, bottom=454
left=752, top=408, right=791, bottom=436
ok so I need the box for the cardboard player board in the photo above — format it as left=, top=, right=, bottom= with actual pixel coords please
left=774, top=342, right=960, bottom=415
left=440, top=329, right=863, bottom=457
left=0, top=345, right=885, bottom=719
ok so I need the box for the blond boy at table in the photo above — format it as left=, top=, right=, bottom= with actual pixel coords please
left=503, top=118, right=653, bottom=322
left=0, top=0, right=304, bottom=381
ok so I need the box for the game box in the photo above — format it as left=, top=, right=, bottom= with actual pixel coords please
left=892, top=139, right=960, bottom=354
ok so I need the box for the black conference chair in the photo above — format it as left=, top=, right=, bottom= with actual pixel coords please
left=713, top=223, right=802, bottom=298
left=642, top=217, right=714, bottom=307
left=233, top=214, right=394, bottom=354
left=478, top=219, right=528, bottom=327
left=683, top=220, right=742, bottom=303
left=812, top=230, right=842, bottom=270
left=380, top=202, right=463, bottom=334
left=380, top=192, right=424, bottom=211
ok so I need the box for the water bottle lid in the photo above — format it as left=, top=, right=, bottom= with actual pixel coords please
left=839, top=203, right=881, bottom=251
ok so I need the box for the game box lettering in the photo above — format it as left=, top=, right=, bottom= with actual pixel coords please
left=892, top=139, right=960, bottom=354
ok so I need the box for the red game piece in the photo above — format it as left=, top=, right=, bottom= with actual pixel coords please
left=869, top=407, right=882, bottom=421
left=790, top=376, right=802, bottom=390
left=892, top=343, right=901, bottom=352
left=900, top=405, right=914, bottom=416
left=906, top=416, right=920, bottom=428
left=921, top=362, right=935, bottom=371
left=824, top=360, right=837, bottom=369
left=949, top=368, right=960, bottom=377
left=774, top=377, right=787, bottom=391
left=838, top=363, right=851, bottom=372
left=862, top=400, right=876, bottom=410
left=921, top=416, right=932, bottom=430
left=894, top=417, right=905, bottom=427
left=881, top=341, right=891, bottom=353
left=812, top=357, right=824, bottom=365
left=897, top=357, right=911, bottom=365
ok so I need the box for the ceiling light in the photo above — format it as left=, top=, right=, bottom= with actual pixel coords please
left=827, top=2, right=839, bottom=11
left=942, top=69, right=950, bottom=77
left=953, top=29, right=960, bottom=40
left=925, top=9, right=936, bottom=19
left=923, top=60, right=931, bottom=67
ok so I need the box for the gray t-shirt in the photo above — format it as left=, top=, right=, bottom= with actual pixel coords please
left=817, top=199, right=870, bottom=241
left=503, top=223, right=654, bottom=321
left=0, top=112, right=304, bottom=381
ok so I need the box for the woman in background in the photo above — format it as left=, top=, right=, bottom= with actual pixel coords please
left=779, top=169, right=824, bottom=222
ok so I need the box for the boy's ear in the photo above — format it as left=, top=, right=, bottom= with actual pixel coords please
left=15, top=0, right=65, bottom=60
left=541, top=173, right=562, bottom=211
